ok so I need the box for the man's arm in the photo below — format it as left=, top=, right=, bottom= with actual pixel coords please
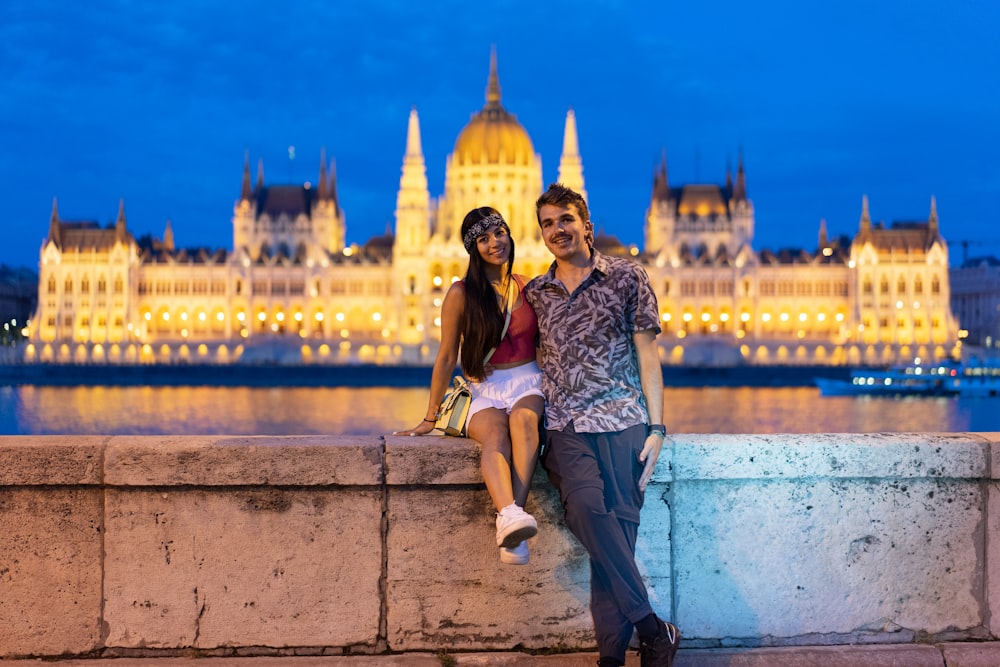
left=634, top=328, right=664, bottom=491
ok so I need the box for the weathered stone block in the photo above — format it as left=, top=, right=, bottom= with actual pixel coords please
left=0, top=435, right=104, bottom=485
left=105, top=435, right=382, bottom=486
left=673, top=470, right=983, bottom=640
left=103, top=487, right=382, bottom=649
left=385, top=476, right=594, bottom=652
left=0, top=487, right=103, bottom=657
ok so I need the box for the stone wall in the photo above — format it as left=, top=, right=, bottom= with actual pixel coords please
left=1, top=432, right=997, bottom=658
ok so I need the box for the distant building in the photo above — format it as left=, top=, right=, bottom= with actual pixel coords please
left=0, top=265, right=37, bottom=341
left=26, top=52, right=960, bottom=367
left=950, top=256, right=1000, bottom=352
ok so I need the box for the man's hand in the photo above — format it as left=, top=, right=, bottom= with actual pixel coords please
left=638, top=432, right=664, bottom=491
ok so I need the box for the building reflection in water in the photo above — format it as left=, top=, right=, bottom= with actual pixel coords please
left=0, top=386, right=993, bottom=436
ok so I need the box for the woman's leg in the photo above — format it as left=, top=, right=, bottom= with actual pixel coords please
left=467, top=407, right=515, bottom=511
left=508, top=394, right=544, bottom=507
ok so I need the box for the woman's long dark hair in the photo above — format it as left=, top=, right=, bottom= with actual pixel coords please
left=459, top=207, right=514, bottom=381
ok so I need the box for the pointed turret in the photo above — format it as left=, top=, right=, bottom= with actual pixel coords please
left=726, top=157, right=733, bottom=191
left=241, top=151, right=253, bottom=200
left=929, top=195, right=939, bottom=237
left=49, top=197, right=62, bottom=248
left=256, top=159, right=265, bottom=191
left=557, top=108, right=587, bottom=200
left=163, top=219, right=175, bottom=252
left=733, top=151, right=747, bottom=202
left=652, top=150, right=670, bottom=202
left=818, top=218, right=829, bottom=249
left=486, top=44, right=501, bottom=106
left=859, top=195, right=872, bottom=236
left=115, top=199, right=128, bottom=243
left=395, top=106, right=430, bottom=251
left=317, top=148, right=330, bottom=200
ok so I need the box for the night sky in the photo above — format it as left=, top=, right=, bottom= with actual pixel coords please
left=2, top=0, right=998, bottom=269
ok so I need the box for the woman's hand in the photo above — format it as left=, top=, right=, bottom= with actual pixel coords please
left=393, top=419, right=437, bottom=436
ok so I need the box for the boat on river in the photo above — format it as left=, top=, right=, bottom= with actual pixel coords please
left=815, top=358, right=1000, bottom=397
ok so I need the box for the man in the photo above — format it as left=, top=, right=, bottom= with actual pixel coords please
left=523, top=183, right=680, bottom=667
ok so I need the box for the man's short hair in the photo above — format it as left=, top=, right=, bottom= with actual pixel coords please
left=536, top=182, right=590, bottom=225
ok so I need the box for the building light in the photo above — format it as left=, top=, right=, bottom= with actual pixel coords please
left=817, top=313, right=826, bottom=322
left=432, top=276, right=443, bottom=287
left=896, top=300, right=903, bottom=309
left=682, top=312, right=693, bottom=322
left=276, top=312, right=285, bottom=322
left=762, top=313, right=772, bottom=322
left=701, top=313, right=710, bottom=322
left=216, top=312, right=225, bottom=321
left=294, top=312, right=303, bottom=322
left=780, top=313, right=789, bottom=322
left=835, top=313, right=845, bottom=322
left=372, top=312, right=382, bottom=322
left=144, top=312, right=152, bottom=321
left=180, top=312, right=188, bottom=321
left=822, top=247, right=833, bottom=257
left=315, top=312, right=324, bottom=322
left=740, top=312, right=750, bottom=322
left=257, top=312, right=266, bottom=322
left=237, top=311, right=246, bottom=322
left=336, top=312, right=345, bottom=322
left=799, top=313, right=807, bottom=322
left=198, top=312, right=207, bottom=321
left=661, top=312, right=671, bottom=322
left=720, top=313, right=730, bottom=322
left=162, top=312, right=170, bottom=321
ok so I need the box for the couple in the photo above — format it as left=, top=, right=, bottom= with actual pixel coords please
left=396, top=183, right=681, bottom=667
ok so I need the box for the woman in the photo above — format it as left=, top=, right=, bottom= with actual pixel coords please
left=395, top=207, right=544, bottom=565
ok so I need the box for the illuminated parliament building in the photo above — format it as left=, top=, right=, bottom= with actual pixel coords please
left=27, top=54, right=959, bottom=367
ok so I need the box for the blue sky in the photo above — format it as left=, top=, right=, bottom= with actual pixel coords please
left=1, top=0, right=998, bottom=269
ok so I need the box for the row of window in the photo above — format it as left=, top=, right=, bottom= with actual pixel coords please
left=861, top=275, right=941, bottom=296
left=46, top=276, right=124, bottom=294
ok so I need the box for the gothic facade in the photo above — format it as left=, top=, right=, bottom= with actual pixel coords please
left=27, top=54, right=959, bottom=367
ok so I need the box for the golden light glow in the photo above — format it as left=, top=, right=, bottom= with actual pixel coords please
left=237, top=311, right=246, bottom=322
left=682, top=312, right=693, bottom=322
left=315, top=312, right=324, bottom=321
left=257, top=312, right=266, bottom=321
left=701, top=313, right=710, bottom=322
left=336, top=312, right=345, bottom=322
left=276, top=312, right=285, bottom=322
left=740, top=312, right=750, bottom=322
left=432, top=276, right=443, bottom=287
left=372, top=312, right=382, bottom=322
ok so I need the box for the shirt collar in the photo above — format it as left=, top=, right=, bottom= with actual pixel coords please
left=535, top=249, right=609, bottom=289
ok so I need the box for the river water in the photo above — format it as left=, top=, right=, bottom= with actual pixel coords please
left=1, top=385, right=997, bottom=436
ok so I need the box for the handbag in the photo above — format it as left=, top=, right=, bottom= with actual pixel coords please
left=435, top=375, right=472, bottom=436
left=434, top=279, right=518, bottom=436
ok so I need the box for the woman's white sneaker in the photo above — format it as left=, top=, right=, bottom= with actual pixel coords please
left=499, top=540, right=529, bottom=565
left=495, top=503, right=538, bottom=548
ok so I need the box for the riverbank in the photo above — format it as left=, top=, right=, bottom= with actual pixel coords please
left=0, top=363, right=852, bottom=388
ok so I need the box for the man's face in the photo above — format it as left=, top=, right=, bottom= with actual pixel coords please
left=538, top=203, right=590, bottom=262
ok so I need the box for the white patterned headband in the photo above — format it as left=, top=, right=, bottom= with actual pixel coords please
left=463, top=213, right=509, bottom=253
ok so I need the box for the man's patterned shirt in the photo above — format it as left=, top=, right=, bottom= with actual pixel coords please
left=524, top=250, right=661, bottom=433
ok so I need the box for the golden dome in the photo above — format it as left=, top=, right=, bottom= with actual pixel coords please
left=453, top=51, right=535, bottom=166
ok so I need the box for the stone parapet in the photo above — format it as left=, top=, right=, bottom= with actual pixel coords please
left=1, top=432, right=998, bottom=658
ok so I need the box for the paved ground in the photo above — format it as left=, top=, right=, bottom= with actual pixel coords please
left=4, top=643, right=1000, bottom=667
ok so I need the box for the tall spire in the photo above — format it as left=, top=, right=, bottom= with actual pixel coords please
left=652, top=150, right=670, bottom=202
left=859, top=194, right=871, bottom=235
left=256, top=159, right=265, bottom=190
left=317, top=148, right=330, bottom=200
left=163, top=219, right=175, bottom=252
left=733, top=151, right=747, bottom=201
left=818, top=218, right=829, bottom=249
left=241, top=151, right=252, bottom=200
left=928, top=195, right=939, bottom=236
left=486, top=44, right=501, bottom=105
left=406, top=105, right=423, bottom=158
left=115, top=199, right=127, bottom=242
left=49, top=197, right=62, bottom=247
left=557, top=108, right=586, bottom=200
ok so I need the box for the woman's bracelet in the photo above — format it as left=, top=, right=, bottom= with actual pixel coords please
left=422, top=417, right=436, bottom=423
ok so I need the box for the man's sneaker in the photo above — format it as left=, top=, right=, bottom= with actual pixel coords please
left=495, top=503, right=538, bottom=548
left=499, top=540, right=529, bottom=565
left=638, top=619, right=680, bottom=667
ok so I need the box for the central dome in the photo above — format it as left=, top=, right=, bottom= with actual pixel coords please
left=453, top=51, right=535, bottom=166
